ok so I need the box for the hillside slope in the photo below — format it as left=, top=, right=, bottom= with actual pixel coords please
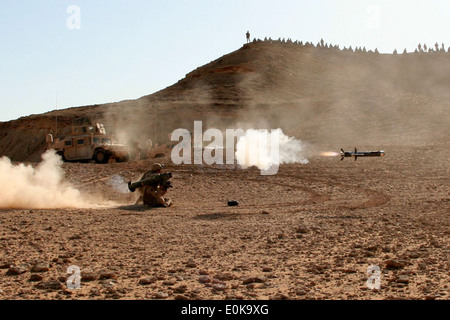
left=1, top=41, right=449, bottom=161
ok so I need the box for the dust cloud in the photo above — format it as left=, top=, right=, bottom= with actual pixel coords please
left=0, top=150, right=87, bottom=209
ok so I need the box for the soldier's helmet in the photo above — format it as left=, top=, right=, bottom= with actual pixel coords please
left=151, top=163, right=164, bottom=173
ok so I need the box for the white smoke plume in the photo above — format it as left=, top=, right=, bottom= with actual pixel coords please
left=0, top=150, right=86, bottom=209
left=235, top=129, right=309, bottom=174
left=108, top=175, right=130, bottom=194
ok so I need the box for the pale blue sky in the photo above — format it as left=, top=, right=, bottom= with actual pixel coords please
left=0, top=0, right=448, bottom=121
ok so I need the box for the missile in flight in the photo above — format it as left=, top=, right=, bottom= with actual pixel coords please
left=340, top=148, right=385, bottom=161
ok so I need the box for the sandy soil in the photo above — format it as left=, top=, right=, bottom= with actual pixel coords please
left=0, top=143, right=448, bottom=300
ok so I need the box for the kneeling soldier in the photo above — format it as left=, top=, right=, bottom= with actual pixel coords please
left=133, top=163, right=173, bottom=207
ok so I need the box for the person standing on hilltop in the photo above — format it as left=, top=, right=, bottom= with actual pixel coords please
left=246, top=31, right=250, bottom=43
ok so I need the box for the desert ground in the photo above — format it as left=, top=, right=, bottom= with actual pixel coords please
left=0, top=142, right=448, bottom=300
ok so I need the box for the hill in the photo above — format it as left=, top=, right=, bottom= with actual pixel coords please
left=1, top=41, right=449, bottom=161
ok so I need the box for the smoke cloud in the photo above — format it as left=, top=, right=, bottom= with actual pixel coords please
left=108, top=175, right=130, bottom=194
left=0, top=150, right=87, bottom=209
left=235, top=128, right=309, bottom=173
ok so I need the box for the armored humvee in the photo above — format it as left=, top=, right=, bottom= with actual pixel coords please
left=47, top=119, right=130, bottom=164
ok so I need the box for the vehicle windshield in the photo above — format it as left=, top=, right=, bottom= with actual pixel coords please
left=93, top=137, right=112, bottom=144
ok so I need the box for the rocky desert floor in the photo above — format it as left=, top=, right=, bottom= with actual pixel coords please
left=0, top=143, right=448, bottom=300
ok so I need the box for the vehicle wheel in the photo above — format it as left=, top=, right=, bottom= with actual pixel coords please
left=57, top=151, right=66, bottom=162
left=116, top=154, right=130, bottom=163
left=94, top=149, right=110, bottom=164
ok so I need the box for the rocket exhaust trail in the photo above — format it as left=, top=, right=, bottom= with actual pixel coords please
left=319, top=151, right=340, bottom=157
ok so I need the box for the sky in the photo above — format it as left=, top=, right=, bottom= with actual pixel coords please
left=0, top=0, right=449, bottom=121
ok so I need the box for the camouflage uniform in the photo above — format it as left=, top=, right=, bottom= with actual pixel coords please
left=135, top=163, right=173, bottom=207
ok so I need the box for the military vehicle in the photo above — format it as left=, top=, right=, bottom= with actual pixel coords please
left=46, top=118, right=130, bottom=164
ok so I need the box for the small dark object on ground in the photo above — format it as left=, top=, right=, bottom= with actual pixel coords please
left=228, top=200, right=239, bottom=207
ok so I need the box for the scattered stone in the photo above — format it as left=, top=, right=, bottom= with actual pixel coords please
left=69, top=234, right=82, bottom=240
left=262, top=267, right=273, bottom=272
left=173, top=285, right=187, bottom=294
left=185, top=259, right=197, bottom=268
left=52, top=257, right=62, bottom=264
left=224, top=294, right=235, bottom=300
left=212, top=283, right=227, bottom=291
left=139, top=277, right=156, bottom=285
left=99, top=272, right=117, bottom=280
left=242, top=277, right=255, bottom=285
left=385, top=259, right=406, bottom=269
left=154, top=292, right=169, bottom=299
left=295, top=289, right=307, bottom=296
left=31, top=262, right=50, bottom=273
left=408, top=252, right=420, bottom=259
left=199, top=275, right=212, bottom=284
left=174, top=294, right=189, bottom=300
left=198, top=270, right=210, bottom=275
left=90, top=288, right=101, bottom=297
left=365, top=245, right=378, bottom=252
left=100, top=280, right=116, bottom=289
left=295, top=227, right=309, bottom=234
left=139, top=278, right=155, bottom=286
left=127, top=272, right=141, bottom=279
left=6, top=265, right=29, bottom=275
left=254, top=283, right=267, bottom=289
left=215, top=273, right=234, bottom=281
left=242, top=276, right=267, bottom=285
left=261, top=210, right=270, bottom=215
left=255, top=276, right=267, bottom=283
left=35, top=280, right=64, bottom=290
left=265, top=273, right=277, bottom=279
left=228, top=200, right=239, bottom=206
left=430, top=240, right=442, bottom=248
left=29, top=274, right=44, bottom=282
left=109, top=293, right=122, bottom=299
left=396, top=275, right=410, bottom=284
left=341, top=268, right=357, bottom=274
left=81, top=272, right=99, bottom=282
left=163, top=280, right=176, bottom=286
left=0, top=261, right=14, bottom=269
left=307, top=265, right=326, bottom=274
left=246, top=283, right=255, bottom=289
left=270, top=293, right=289, bottom=300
